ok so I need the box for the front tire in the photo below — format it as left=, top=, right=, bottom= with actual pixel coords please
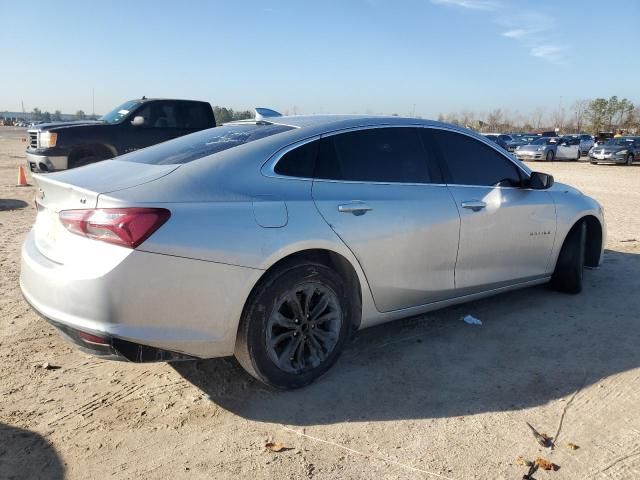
left=546, top=150, right=555, bottom=162
left=235, top=262, right=352, bottom=389
left=551, top=221, right=586, bottom=294
left=627, top=153, right=634, bottom=166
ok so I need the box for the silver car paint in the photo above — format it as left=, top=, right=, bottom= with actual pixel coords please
left=20, top=115, right=606, bottom=359
left=516, top=138, right=579, bottom=161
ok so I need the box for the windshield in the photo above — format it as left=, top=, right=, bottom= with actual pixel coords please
left=605, top=138, right=634, bottom=146
left=100, top=100, right=141, bottom=124
left=531, top=138, right=554, bottom=145
left=122, top=123, right=295, bottom=165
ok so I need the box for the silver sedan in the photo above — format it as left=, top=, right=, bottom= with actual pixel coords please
left=20, top=114, right=606, bottom=388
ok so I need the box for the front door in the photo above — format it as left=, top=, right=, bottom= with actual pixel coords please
left=426, top=128, right=557, bottom=293
left=311, top=127, right=461, bottom=312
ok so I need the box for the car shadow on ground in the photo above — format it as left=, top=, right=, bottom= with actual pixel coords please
left=0, top=424, right=65, bottom=479
left=0, top=199, right=29, bottom=211
left=173, top=249, right=640, bottom=426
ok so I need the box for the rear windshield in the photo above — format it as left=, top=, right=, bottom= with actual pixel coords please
left=121, top=123, right=294, bottom=165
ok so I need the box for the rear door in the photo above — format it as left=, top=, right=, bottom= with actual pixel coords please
left=427, top=128, right=557, bottom=294
left=123, top=102, right=183, bottom=153
left=311, top=126, right=460, bottom=312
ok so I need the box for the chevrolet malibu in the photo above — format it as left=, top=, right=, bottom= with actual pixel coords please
left=20, top=115, right=605, bottom=388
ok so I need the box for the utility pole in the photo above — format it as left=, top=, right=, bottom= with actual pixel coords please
left=92, top=88, right=95, bottom=119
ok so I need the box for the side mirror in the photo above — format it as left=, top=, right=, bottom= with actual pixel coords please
left=528, top=171, right=554, bottom=190
left=131, top=116, right=145, bottom=126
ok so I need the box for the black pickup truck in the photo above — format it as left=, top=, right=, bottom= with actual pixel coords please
left=25, top=98, right=216, bottom=172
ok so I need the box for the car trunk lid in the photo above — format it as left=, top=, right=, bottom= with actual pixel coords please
left=32, top=160, right=179, bottom=264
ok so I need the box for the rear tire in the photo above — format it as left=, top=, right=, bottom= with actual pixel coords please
left=235, top=261, right=352, bottom=389
left=551, top=221, right=586, bottom=294
left=546, top=150, right=555, bottom=162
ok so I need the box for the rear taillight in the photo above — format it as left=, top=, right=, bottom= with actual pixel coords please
left=59, top=208, right=170, bottom=248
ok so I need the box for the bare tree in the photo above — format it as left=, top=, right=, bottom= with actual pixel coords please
left=571, top=99, right=590, bottom=132
left=486, top=108, right=503, bottom=131
left=551, top=106, right=566, bottom=131
left=530, top=107, right=545, bottom=129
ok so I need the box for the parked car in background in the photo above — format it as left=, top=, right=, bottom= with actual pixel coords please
left=515, top=136, right=580, bottom=161
left=20, top=113, right=605, bottom=388
left=589, top=137, right=639, bottom=165
left=483, top=134, right=509, bottom=150
left=567, top=133, right=594, bottom=155
left=505, top=134, right=537, bottom=152
left=25, top=98, right=216, bottom=173
left=594, top=132, right=615, bottom=147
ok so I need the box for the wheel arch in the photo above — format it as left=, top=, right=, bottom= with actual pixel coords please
left=244, top=248, right=364, bottom=332
left=68, top=143, right=116, bottom=167
left=582, top=215, right=603, bottom=267
left=559, top=215, right=603, bottom=268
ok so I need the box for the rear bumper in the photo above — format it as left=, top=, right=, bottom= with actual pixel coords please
left=25, top=152, right=68, bottom=172
left=20, top=229, right=261, bottom=359
left=22, top=296, right=194, bottom=362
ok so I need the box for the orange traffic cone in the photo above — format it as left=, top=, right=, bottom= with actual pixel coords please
left=17, top=165, right=30, bottom=187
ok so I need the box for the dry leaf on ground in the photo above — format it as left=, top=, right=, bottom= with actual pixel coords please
left=567, top=442, right=579, bottom=450
left=265, top=441, right=292, bottom=453
left=526, top=422, right=554, bottom=448
left=535, top=457, right=559, bottom=471
left=516, top=456, right=533, bottom=467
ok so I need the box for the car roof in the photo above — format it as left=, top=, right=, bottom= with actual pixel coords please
left=135, top=98, right=208, bottom=104
left=226, top=114, right=476, bottom=137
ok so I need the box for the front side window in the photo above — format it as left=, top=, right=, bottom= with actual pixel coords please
left=122, top=124, right=294, bottom=165
left=315, top=127, right=431, bottom=183
left=427, top=129, right=522, bottom=187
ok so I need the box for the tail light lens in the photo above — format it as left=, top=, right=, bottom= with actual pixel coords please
left=59, top=208, right=170, bottom=248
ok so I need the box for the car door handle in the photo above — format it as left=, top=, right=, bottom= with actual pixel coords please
left=461, top=201, right=486, bottom=211
left=338, top=202, right=373, bottom=215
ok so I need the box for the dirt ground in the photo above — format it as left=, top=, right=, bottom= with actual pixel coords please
left=1, top=126, right=639, bottom=480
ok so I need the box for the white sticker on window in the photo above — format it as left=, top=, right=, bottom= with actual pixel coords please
left=118, top=110, right=130, bottom=115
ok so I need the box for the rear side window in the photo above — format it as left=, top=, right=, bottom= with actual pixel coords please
left=180, top=103, right=212, bottom=129
left=274, top=140, right=319, bottom=178
left=122, top=124, right=294, bottom=165
left=426, top=129, right=522, bottom=187
left=315, top=127, right=431, bottom=183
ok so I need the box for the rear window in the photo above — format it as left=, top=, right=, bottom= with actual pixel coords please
left=121, top=124, right=294, bottom=165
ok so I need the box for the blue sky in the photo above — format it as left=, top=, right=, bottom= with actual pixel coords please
left=1, top=0, right=638, bottom=118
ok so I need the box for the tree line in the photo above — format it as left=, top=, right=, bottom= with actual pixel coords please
left=437, top=96, right=638, bottom=134
left=22, top=97, right=639, bottom=134
left=26, top=105, right=253, bottom=125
